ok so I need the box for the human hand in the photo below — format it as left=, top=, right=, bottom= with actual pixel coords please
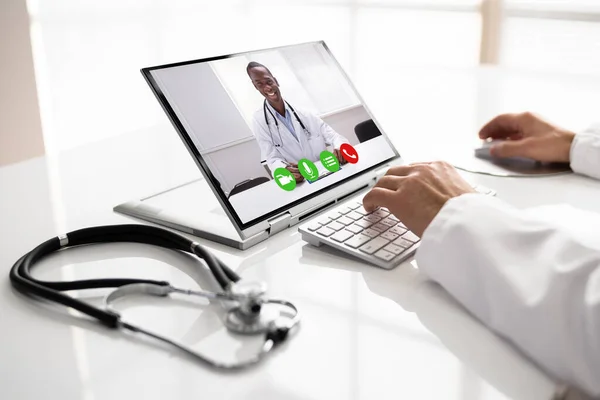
left=334, top=148, right=348, bottom=165
left=479, top=112, right=576, bottom=162
left=286, top=164, right=305, bottom=182
left=363, top=162, right=475, bottom=237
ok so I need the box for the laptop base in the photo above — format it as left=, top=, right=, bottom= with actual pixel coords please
left=113, top=179, right=268, bottom=250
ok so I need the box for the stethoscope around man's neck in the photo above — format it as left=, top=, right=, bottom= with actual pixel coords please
left=263, top=100, right=312, bottom=147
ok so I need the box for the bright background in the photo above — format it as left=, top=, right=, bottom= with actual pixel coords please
left=18, top=0, right=600, bottom=157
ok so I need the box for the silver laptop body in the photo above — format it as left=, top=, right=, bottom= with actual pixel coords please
left=114, top=41, right=402, bottom=249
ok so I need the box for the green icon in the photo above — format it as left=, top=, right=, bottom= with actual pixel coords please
left=319, top=150, right=340, bottom=172
left=273, top=167, right=296, bottom=191
left=298, top=158, right=319, bottom=181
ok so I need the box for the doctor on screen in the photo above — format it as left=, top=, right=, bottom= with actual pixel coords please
left=247, top=62, right=349, bottom=182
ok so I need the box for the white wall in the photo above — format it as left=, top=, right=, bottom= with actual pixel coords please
left=281, top=42, right=359, bottom=114
left=152, top=63, right=252, bottom=151
left=0, top=0, right=45, bottom=166
left=321, top=105, right=370, bottom=146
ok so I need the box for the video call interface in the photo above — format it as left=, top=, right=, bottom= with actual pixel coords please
left=150, top=42, right=397, bottom=224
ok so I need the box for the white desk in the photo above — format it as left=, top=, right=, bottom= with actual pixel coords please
left=3, top=66, right=600, bottom=400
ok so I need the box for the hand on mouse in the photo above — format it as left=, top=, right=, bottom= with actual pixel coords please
left=479, top=112, right=576, bottom=162
left=363, top=161, right=475, bottom=237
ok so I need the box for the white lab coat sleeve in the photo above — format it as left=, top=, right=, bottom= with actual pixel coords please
left=416, top=193, right=600, bottom=397
left=314, top=114, right=349, bottom=149
left=252, top=115, right=287, bottom=174
left=570, top=125, right=600, bottom=180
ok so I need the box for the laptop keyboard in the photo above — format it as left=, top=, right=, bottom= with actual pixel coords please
left=304, top=201, right=418, bottom=263
left=299, top=184, right=496, bottom=269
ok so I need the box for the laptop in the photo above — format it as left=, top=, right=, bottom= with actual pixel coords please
left=115, top=41, right=494, bottom=268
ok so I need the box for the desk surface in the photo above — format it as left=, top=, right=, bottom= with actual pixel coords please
left=3, top=66, right=600, bottom=400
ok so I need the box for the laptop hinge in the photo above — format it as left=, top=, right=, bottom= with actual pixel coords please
left=267, top=213, right=292, bottom=235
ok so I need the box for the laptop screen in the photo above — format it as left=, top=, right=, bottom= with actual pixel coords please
left=145, top=41, right=398, bottom=228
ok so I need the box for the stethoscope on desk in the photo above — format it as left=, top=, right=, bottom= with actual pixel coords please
left=9, top=224, right=300, bottom=369
left=263, top=100, right=312, bottom=147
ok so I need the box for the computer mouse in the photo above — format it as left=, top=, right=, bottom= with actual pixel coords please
left=474, top=140, right=535, bottom=164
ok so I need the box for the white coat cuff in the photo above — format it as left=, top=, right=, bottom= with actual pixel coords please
left=269, top=161, right=287, bottom=175
left=333, top=137, right=349, bottom=150
left=570, top=129, right=600, bottom=180
left=415, top=193, right=502, bottom=279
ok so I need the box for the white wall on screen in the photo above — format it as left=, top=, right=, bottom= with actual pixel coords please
left=151, top=63, right=252, bottom=151
left=280, top=42, right=359, bottom=113
left=321, top=105, right=369, bottom=146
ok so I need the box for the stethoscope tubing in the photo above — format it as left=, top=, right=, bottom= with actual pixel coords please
left=104, top=282, right=297, bottom=369
left=263, top=100, right=311, bottom=148
left=9, top=224, right=239, bottom=328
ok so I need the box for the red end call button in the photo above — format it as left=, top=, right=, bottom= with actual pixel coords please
left=340, top=143, right=359, bottom=164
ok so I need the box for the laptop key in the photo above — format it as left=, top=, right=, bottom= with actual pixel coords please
left=355, top=219, right=373, bottom=229
left=364, top=214, right=382, bottom=224
left=362, top=228, right=380, bottom=238
left=380, top=218, right=397, bottom=227
left=331, top=230, right=353, bottom=243
left=393, top=237, right=413, bottom=248
left=317, top=227, right=335, bottom=237
left=346, top=224, right=363, bottom=234
left=402, top=231, right=420, bottom=243
left=388, top=215, right=400, bottom=222
left=326, top=221, right=345, bottom=231
left=359, top=237, right=390, bottom=254
left=349, top=202, right=363, bottom=210
left=337, top=206, right=353, bottom=215
left=345, top=234, right=371, bottom=248
left=328, top=211, right=342, bottom=220
left=374, top=249, right=395, bottom=261
left=389, top=225, right=407, bottom=235
left=371, top=222, right=389, bottom=233
left=380, top=231, right=399, bottom=241
left=336, top=216, right=354, bottom=226
left=373, top=209, right=390, bottom=219
left=346, top=211, right=363, bottom=221
left=317, top=217, right=331, bottom=225
left=307, top=222, right=322, bottom=232
left=354, top=206, right=371, bottom=216
left=383, top=243, right=405, bottom=255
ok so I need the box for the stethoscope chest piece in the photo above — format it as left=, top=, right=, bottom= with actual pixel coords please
left=224, top=281, right=297, bottom=335
left=225, top=305, right=279, bottom=334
